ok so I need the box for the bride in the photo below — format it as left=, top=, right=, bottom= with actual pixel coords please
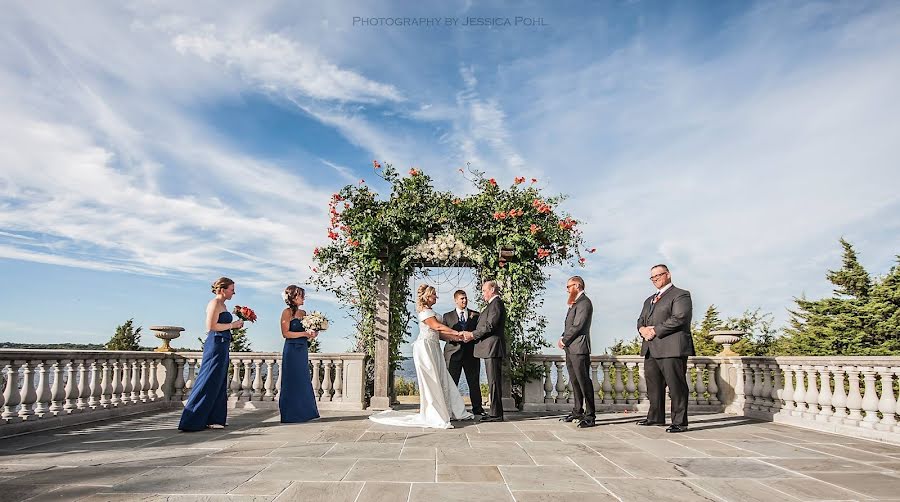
left=369, top=284, right=474, bottom=428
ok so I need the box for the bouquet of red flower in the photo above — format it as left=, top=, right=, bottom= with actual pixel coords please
left=232, top=305, right=257, bottom=333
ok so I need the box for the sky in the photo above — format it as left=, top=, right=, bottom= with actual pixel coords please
left=1, top=1, right=899, bottom=356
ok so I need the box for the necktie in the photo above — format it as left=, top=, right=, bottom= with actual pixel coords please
left=459, top=311, right=466, bottom=323
left=652, top=292, right=661, bottom=304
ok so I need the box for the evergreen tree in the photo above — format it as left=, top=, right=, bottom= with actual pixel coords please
left=106, top=319, right=142, bottom=351
left=691, top=305, right=723, bottom=356
left=230, top=327, right=252, bottom=352
left=783, top=239, right=898, bottom=355
left=606, top=336, right=641, bottom=355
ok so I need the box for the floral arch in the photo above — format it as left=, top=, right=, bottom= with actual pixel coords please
left=312, top=163, right=592, bottom=409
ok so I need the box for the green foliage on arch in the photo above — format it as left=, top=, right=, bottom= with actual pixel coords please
left=311, top=164, right=592, bottom=403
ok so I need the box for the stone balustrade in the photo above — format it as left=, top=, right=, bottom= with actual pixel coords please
left=522, top=354, right=900, bottom=443
left=175, top=352, right=366, bottom=412
left=0, top=349, right=367, bottom=436
left=521, top=355, right=723, bottom=414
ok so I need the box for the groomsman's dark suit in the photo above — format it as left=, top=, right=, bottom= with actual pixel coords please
left=562, top=293, right=595, bottom=423
left=443, top=307, right=484, bottom=415
left=471, top=296, right=507, bottom=419
left=637, top=285, right=694, bottom=428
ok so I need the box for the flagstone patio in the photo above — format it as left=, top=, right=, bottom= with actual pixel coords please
left=1, top=409, right=899, bottom=501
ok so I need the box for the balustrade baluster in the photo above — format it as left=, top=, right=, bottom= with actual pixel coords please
left=792, top=365, right=807, bottom=416
left=34, top=361, right=50, bottom=417
left=99, top=360, right=112, bottom=407
left=49, top=360, right=65, bottom=414
left=613, top=362, right=625, bottom=404
left=311, top=359, right=321, bottom=400
left=695, top=363, right=708, bottom=405
left=760, top=363, right=772, bottom=412
left=264, top=359, right=276, bottom=400
left=894, top=367, right=900, bottom=434
left=148, top=359, right=160, bottom=401
left=173, top=359, right=185, bottom=401
left=875, top=367, right=896, bottom=430
left=137, top=359, right=149, bottom=402
left=87, top=360, right=101, bottom=409
left=130, top=359, right=141, bottom=403
left=769, top=364, right=782, bottom=413
left=1, top=361, right=20, bottom=420
left=860, top=366, right=880, bottom=427
left=638, top=361, right=648, bottom=404
left=707, top=363, right=720, bottom=405
left=275, top=359, right=282, bottom=397
left=240, top=359, right=253, bottom=401
left=110, top=360, right=122, bottom=406
left=76, top=360, right=91, bottom=410
left=781, top=365, right=795, bottom=414
left=751, top=363, right=764, bottom=411
left=17, top=361, right=36, bottom=419
left=230, top=359, right=242, bottom=399
left=804, top=365, right=819, bottom=419
left=591, top=360, right=601, bottom=399
left=334, top=359, right=344, bottom=401
left=743, top=365, right=754, bottom=411
left=251, top=359, right=264, bottom=401
left=554, top=361, right=566, bottom=403
left=543, top=361, right=553, bottom=403
left=624, top=362, right=636, bottom=404
left=815, top=366, right=833, bottom=422
left=601, top=362, right=613, bottom=404
left=685, top=363, right=696, bottom=405
left=183, top=358, right=196, bottom=401
left=845, top=366, right=863, bottom=426
left=64, top=360, right=79, bottom=412
left=119, top=359, right=131, bottom=405
left=830, top=366, right=847, bottom=423
left=322, top=359, right=334, bottom=401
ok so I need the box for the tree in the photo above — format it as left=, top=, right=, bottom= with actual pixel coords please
left=606, top=336, right=641, bottom=356
left=106, top=319, right=142, bottom=351
left=230, top=328, right=252, bottom=352
left=692, top=305, right=723, bottom=356
left=783, top=239, right=899, bottom=355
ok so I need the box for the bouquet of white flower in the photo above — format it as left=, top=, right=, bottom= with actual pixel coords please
left=303, top=311, right=330, bottom=331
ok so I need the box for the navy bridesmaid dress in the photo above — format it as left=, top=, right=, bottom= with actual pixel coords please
left=179, top=311, right=232, bottom=431
left=279, top=318, right=320, bottom=423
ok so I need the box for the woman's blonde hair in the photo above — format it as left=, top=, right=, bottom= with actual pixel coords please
left=211, top=277, right=234, bottom=294
left=416, top=284, right=436, bottom=312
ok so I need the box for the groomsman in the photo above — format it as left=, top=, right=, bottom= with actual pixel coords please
left=463, top=280, right=506, bottom=422
left=443, top=290, right=484, bottom=417
left=557, top=276, right=595, bottom=428
left=636, top=264, right=694, bottom=433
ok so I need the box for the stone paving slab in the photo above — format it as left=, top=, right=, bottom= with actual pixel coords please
left=1, top=409, right=899, bottom=501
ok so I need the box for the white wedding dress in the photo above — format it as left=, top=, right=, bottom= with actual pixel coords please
left=369, top=309, right=473, bottom=429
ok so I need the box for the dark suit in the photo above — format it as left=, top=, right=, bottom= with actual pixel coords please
left=471, top=296, right=507, bottom=417
left=637, top=285, right=694, bottom=426
left=562, top=293, right=594, bottom=419
left=443, top=308, right=483, bottom=415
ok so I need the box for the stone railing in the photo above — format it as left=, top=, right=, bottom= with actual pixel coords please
left=0, top=350, right=176, bottom=435
left=522, top=354, right=900, bottom=443
left=0, top=349, right=367, bottom=436
left=175, top=352, right=366, bottom=412
left=522, top=355, right=725, bottom=414
left=726, top=356, right=900, bottom=443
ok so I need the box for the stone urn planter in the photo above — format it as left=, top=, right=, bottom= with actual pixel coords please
left=150, top=326, right=184, bottom=353
left=710, top=330, right=744, bottom=356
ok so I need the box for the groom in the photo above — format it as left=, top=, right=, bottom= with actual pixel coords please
left=463, top=280, right=506, bottom=422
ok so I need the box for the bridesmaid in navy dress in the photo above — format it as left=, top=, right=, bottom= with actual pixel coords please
left=178, top=277, right=244, bottom=431
left=279, top=285, right=320, bottom=423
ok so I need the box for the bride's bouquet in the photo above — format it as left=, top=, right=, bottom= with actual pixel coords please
left=303, top=311, right=329, bottom=331
left=232, top=305, right=257, bottom=334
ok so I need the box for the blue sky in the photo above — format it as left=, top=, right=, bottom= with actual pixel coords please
left=1, top=1, right=899, bottom=355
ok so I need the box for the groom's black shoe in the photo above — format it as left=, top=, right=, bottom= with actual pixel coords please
left=665, top=424, right=688, bottom=433
left=560, top=413, right=583, bottom=423
left=481, top=415, right=504, bottom=422
left=577, top=418, right=596, bottom=428
left=636, top=419, right=666, bottom=426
